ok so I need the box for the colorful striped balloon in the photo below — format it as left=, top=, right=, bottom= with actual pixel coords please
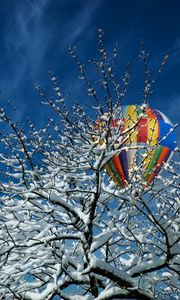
left=97, top=105, right=176, bottom=188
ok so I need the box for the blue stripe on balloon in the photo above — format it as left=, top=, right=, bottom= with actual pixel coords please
left=122, top=106, right=128, bottom=118
left=154, top=109, right=163, bottom=122
left=119, top=150, right=129, bottom=181
left=159, top=122, right=176, bottom=150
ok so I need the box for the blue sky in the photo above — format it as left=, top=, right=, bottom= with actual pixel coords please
left=0, top=0, right=179, bottom=140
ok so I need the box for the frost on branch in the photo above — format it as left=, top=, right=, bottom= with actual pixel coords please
left=0, top=31, right=179, bottom=300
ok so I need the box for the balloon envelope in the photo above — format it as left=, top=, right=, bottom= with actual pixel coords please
left=97, top=105, right=176, bottom=188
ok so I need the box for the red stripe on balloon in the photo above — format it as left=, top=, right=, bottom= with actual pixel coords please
left=146, top=107, right=157, bottom=119
left=146, top=107, right=160, bottom=144
left=155, top=147, right=170, bottom=174
left=137, top=118, right=147, bottom=142
left=112, top=155, right=126, bottom=186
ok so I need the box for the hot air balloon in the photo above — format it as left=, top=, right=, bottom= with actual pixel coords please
left=96, top=105, right=176, bottom=188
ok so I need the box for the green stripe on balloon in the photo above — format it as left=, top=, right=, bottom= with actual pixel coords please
left=144, top=145, right=164, bottom=182
left=136, top=105, right=143, bottom=116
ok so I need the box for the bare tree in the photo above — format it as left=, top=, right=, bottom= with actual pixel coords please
left=0, top=29, right=179, bottom=300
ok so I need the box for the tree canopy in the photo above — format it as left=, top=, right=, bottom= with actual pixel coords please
left=0, top=30, right=179, bottom=300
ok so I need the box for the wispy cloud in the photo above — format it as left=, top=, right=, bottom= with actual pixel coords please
left=168, top=38, right=180, bottom=67
left=2, top=0, right=101, bottom=93
left=59, top=0, right=101, bottom=46
left=0, top=0, right=102, bottom=124
left=3, top=0, right=49, bottom=89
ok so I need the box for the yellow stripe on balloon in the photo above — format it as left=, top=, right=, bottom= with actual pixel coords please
left=147, top=118, right=159, bottom=146
left=144, top=120, right=158, bottom=171
left=143, top=148, right=155, bottom=176
left=125, top=105, right=138, bottom=144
